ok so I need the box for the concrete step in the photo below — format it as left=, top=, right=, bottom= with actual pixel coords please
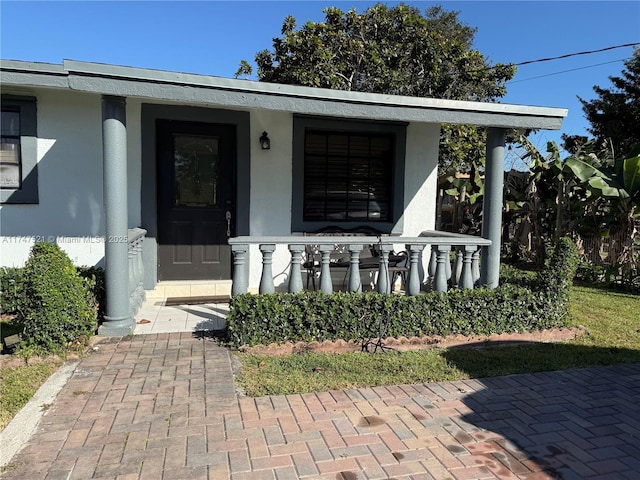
left=146, top=280, right=232, bottom=303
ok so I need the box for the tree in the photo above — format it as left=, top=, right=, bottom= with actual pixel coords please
left=234, top=60, right=253, bottom=80
left=242, top=3, right=516, bottom=174
left=253, top=4, right=514, bottom=100
left=508, top=135, right=639, bottom=267
left=574, top=48, right=640, bottom=159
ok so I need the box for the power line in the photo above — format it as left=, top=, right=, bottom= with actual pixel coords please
left=508, top=58, right=628, bottom=84
left=513, top=42, right=639, bottom=67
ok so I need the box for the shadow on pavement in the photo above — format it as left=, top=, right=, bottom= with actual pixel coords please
left=443, top=342, right=640, bottom=478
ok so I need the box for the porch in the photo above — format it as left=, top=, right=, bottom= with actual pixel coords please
left=129, top=230, right=490, bottom=334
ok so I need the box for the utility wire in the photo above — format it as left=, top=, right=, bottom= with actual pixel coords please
left=512, top=42, right=639, bottom=67
left=508, top=58, right=628, bottom=83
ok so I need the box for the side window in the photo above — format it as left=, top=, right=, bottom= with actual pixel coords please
left=292, top=116, right=406, bottom=233
left=1, top=95, right=38, bottom=204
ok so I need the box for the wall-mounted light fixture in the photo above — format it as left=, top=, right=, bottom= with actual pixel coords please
left=259, top=131, right=271, bottom=150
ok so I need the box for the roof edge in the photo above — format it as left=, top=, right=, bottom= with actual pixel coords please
left=1, top=59, right=568, bottom=120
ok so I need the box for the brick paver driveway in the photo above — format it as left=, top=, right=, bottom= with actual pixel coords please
left=2, top=333, right=639, bottom=479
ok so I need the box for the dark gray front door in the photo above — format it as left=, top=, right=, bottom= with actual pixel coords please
left=157, top=120, right=236, bottom=280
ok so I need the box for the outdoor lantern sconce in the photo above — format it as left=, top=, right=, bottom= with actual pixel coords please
left=259, top=131, right=271, bottom=150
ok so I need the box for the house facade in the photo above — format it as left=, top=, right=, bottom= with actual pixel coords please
left=0, top=59, right=567, bottom=335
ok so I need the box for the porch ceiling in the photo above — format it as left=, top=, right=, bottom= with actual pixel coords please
left=1, top=59, right=567, bottom=130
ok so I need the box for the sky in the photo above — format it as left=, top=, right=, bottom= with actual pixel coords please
left=1, top=1, right=639, bottom=169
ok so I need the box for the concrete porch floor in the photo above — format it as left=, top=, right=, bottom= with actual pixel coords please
left=133, top=281, right=230, bottom=334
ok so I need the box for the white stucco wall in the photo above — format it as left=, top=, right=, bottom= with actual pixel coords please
left=398, top=122, right=440, bottom=281
left=0, top=91, right=146, bottom=269
left=247, top=110, right=294, bottom=289
left=126, top=100, right=143, bottom=228
left=0, top=89, right=106, bottom=267
left=400, top=123, right=440, bottom=235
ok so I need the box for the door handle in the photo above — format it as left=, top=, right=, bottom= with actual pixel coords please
left=225, top=210, right=232, bottom=237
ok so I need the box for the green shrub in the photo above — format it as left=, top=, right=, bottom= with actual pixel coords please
left=19, top=242, right=97, bottom=354
left=538, top=237, right=578, bottom=302
left=77, top=266, right=106, bottom=321
left=225, top=239, right=579, bottom=348
left=499, top=263, right=538, bottom=289
left=0, top=267, right=26, bottom=315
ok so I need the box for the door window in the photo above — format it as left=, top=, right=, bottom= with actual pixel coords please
left=174, top=135, right=219, bottom=207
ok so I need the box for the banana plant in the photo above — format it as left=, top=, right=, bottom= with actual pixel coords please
left=565, top=143, right=640, bottom=204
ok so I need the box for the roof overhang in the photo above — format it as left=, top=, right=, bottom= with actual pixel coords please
left=1, top=59, right=567, bottom=130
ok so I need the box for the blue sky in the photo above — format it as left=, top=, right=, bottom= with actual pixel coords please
left=1, top=1, right=638, bottom=168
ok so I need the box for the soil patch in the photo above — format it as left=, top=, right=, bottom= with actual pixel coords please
left=239, top=326, right=587, bottom=356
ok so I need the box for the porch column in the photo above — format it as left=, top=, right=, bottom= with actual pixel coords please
left=98, top=96, right=132, bottom=336
left=480, top=127, right=506, bottom=288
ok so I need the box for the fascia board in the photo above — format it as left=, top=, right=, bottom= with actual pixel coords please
left=0, top=60, right=70, bottom=89
left=2, top=59, right=568, bottom=130
left=62, top=59, right=565, bottom=118
left=67, top=73, right=566, bottom=129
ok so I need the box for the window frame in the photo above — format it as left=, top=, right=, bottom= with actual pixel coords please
left=292, top=115, right=406, bottom=234
left=1, top=95, right=38, bottom=204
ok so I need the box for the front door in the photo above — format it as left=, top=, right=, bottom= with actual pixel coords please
left=157, top=120, right=236, bottom=280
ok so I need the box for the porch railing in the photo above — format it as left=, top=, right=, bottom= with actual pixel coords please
left=128, top=228, right=146, bottom=317
left=228, top=231, right=490, bottom=296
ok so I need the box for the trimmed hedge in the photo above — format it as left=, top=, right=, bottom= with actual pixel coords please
left=0, top=267, right=25, bottom=315
left=77, top=266, right=106, bottom=321
left=225, top=238, right=579, bottom=348
left=1, top=264, right=105, bottom=320
left=19, top=242, right=98, bottom=354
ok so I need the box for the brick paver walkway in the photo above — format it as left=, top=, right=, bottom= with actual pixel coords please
left=2, top=333, right=639, bottom=479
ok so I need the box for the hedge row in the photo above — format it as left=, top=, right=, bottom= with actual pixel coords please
left=225, top=238, right=578, bottom=348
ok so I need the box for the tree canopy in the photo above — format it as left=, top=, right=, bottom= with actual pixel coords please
left=574, top=48, right=640, bottom=158
left=248, top=4, right=515, bottom=102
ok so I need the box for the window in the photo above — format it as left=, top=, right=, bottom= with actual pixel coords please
left=1, top=95, right=38, bottom=204
left=304, top=132, right=392, bottom=222
left=292, top=116, right=406, bottom=233
left=1, top=108, right=21, bottom=189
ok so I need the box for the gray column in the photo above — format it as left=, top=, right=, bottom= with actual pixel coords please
left=231, top=244, right=249, bottom=296
left=347, top=244, right=363, bottom=292
left=405, top=244, right=425, bottom=296
left=480, top=128, right=506, bottom=289
left=472, top=248, right=481, bottom=285
left=460, top=245, right=476, bottom=290
left=288, top=244, right=304, bottom=293
left=377, top=244, right=393, bottom=294
left=319, top=245, right=334, bottom=294
left=98, top=96, right=131, bottom=336
left=259, top=244, right=276, bottom=294
left=433, top=245, right=451, bottom=293
left=453, top=248, right=463, bottom=287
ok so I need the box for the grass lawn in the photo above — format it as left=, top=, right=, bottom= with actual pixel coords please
left=0, top=360, right=63, bottom=431
left=0, top=317, right=64, bottom=432
left=235, top=285, right=640, bottom=396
